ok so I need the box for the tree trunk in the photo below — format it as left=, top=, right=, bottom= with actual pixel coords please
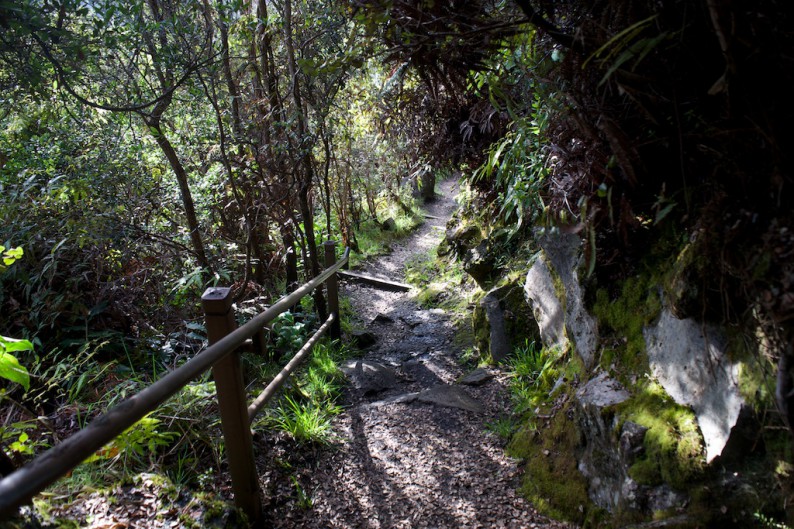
left=145, top=118, right=212, bottom=275
left=321, top=130, right=333, bottom=238
left=283, top=0, right=326, bottom=319
left=219, top=16, right=242, bottom=138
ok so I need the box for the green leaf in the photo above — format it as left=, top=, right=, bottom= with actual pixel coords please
left=0, top=336, right=34, bottom=354
left=654, top=202, right=676, bottom=224
left=0, top=351, right=31, bottom=391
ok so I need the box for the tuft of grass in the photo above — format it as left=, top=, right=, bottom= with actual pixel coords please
left=290, top=475, right=313, bottom=509
left=298, top=367, right=339, bottom=402
left=269, top=395, right=338, bottom=445
left=506, top=340, right=560, bottom=415
left=266, top=339, right=352, bottom=445
left=485, top=416, right=519, bottom=440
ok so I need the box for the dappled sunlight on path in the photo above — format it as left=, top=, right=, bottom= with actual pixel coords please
left=263, top=179, right=575, bottom=529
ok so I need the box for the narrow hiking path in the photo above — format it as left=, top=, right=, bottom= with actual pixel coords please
left=263, top=180, right=575, bottom=529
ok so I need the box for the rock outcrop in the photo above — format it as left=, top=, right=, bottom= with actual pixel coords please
left=523, top=234, right=597, bottom=367
left=468, top=230, right=775, bottom=526
left=644, top=309, right=744, bottom=462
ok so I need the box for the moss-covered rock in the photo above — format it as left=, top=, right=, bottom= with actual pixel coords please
left=471, top=274, right=541, bottom=363
left=618, top=382, right=706, bottom=489
left=508, top=402, right=599, bottom=525
left=524, top=233, right=599, bottom=367
left=462, top=239, right=502, bottom=287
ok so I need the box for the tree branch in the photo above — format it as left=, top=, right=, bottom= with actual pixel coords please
left=512, top=0, right=576, bottom=50
left=27, top=27, right=212, bottom=113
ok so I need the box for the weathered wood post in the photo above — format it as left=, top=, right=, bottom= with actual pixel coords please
left=286, top=246, right=299, bottom=293
left=323, top=241, right=341, bottom=340
left=201, top=287, right=262, bottom=523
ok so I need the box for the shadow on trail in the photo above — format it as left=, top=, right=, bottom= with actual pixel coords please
left=260, top=179, right=572, bottom=528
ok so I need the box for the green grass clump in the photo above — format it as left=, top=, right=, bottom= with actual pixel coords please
left=485, top=416, right=519, bottom=440
left=506, top=340, right=560, bottom=415
left=266, top=339, right=353, bottom=445
left=270, top=395, right=339, bottom=445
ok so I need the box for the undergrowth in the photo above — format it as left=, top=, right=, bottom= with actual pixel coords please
left=348, top=193, right=424, bottom=268
left=260, top=339, right=353, bottom=446
left=3, top=317, right=356, bottom=526
left=404, top=246, right=472, bottom=311
left=497, top=340, right=595, bottom=523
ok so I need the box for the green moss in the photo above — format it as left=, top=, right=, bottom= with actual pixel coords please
left=618, top=382, right=705, bottom=489
left=548, top=258, right=568, bottom=315
left=500, top=282, right=541, bottom=352
left=508, top=402, right=599, bottom=524
left=592, top=274, right=662, bottom=379
left=471, top=297, right=490, bottom=358
left=737, top=356, right=776, bottom=409
left=723, top=327, right=779, bottom=410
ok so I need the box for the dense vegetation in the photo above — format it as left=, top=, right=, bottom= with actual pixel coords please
left=1, top=0, right=791, bottom=526
left=0, top=0, right=433, bottom=513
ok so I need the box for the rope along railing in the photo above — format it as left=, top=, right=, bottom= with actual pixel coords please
left=0, top=242, right=349, bottom=523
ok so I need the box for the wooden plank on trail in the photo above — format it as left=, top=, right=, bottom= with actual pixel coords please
left=338, top=271, right=412, bottom=292
left=424, top=214, right=441, bottom=220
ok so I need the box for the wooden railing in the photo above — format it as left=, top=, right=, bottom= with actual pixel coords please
left=0, top=241, right=349, bottom=524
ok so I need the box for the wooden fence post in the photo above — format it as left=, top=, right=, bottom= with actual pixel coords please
left=323, top=241, right=341, bottom=340
left=201, top=287, right=262, bottom=523
left=286, top=246, right=298, bottom=293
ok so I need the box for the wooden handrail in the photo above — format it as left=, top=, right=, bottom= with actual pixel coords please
left=0, top=245, right=349, bottom=519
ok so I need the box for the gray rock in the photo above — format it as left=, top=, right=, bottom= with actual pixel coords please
left=368, top=392, right=420, bottom=407
left=576, top=372, right=630, bottom=408
left=576, top=373, right=633, bottom=511
left=350, top=330, right=377, bottom=348
left=644, top=309, right=744, bottom=462
left=400, top=309, right=448, bottom=330
left=539, top=233, right=597, bottom=367
left=646, top=484, right=689, bottom=512
left=524, top=255, right=566, bottom=351
left=619, top=421, right=648, bottom=465
left=463, top=240, right=499, bottom=287
left=480, top=290, right=511, bottom=362
left=458, top=367, right=494, bottom=386
left=523, top=234, right=598, bottom=366
left=474, top=282, right=539, bottom=364
left=341, top=360, right=398, bottom=394
left=381, top=217, right=397, bottom=231
left=446, top=224, right=481, bottom=250
left=416, top=385, right=484, bottom=413
left=373, top=312, right=394, bottom=324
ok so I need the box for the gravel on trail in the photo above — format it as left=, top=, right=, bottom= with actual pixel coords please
left=261, top=179, right=576, bottom=529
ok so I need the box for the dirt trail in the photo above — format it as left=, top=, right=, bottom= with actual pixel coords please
left=266, top=180, right=574, bottom=529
